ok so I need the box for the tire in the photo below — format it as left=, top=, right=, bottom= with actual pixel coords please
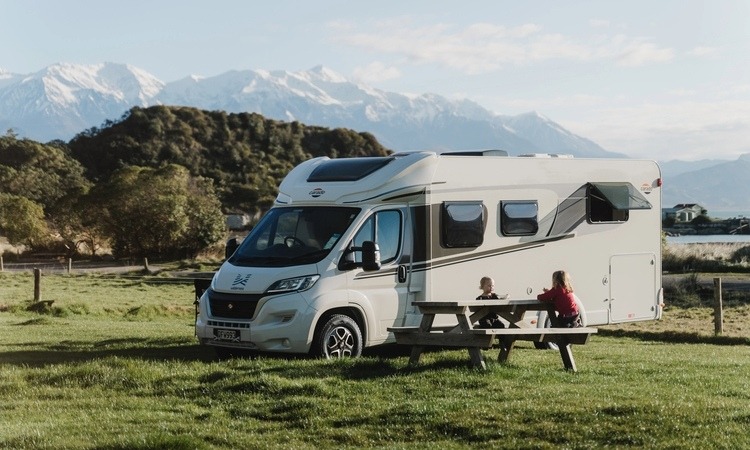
left=311, top=314, right=363, bottom=359
left=533, top=315, right=559, bottom=350
left=534, top=296, right=587, bottom=350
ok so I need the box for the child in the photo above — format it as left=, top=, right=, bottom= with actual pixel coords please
left=476, top=276, right=504, bottom=328
left=537, top=270, right=581, bottom=328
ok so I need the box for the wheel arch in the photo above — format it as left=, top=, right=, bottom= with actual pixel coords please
left=311, top=306, right=368, bottom=347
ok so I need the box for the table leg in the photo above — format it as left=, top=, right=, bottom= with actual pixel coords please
left=468, top=347, right=486, bottom=370
left=409, top=345, right=424, bottom=366
left=558, top=342, right=577, bottom=372
left=498, top=338, right=516, bottom=363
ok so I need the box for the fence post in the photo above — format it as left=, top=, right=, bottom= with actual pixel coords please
left=34, top=268, right=42, bottom=302
left=67, top=258, right=72, bottom=274
left=144, top=257, right=150, bottom=273
left=713, top=277, right=723, bottom=335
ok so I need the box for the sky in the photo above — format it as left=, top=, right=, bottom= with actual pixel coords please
left=1, top=0, right=749, bottom=161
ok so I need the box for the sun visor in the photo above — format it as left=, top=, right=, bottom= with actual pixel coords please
left=588, top=182, right=652, bottom=210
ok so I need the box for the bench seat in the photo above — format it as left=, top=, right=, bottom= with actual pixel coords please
left=470, top=327, right=597, bottom=345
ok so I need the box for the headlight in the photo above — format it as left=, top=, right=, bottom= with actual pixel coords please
left=266, top=275, right=320, bottom=294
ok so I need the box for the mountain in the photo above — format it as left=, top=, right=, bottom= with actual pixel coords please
left=0, top=62, right=163, bottom=140
left=661, top=154, right=750, bottom=212
left=0, top=63, right=616, bottom=159
left=8, top=62, right=750, bottom=210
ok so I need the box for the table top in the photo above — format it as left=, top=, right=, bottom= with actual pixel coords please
left=412, top=298, right=548, bottom=308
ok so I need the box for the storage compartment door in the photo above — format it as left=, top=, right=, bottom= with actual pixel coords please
left=609, top=253, right=659, bottom=322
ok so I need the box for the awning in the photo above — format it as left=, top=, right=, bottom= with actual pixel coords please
left=588, top=182, right=652, bottom=210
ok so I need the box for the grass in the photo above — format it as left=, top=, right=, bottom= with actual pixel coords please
left=663, top=241, right=750, bottom=272
left=1, top=270, right=750, bottom=449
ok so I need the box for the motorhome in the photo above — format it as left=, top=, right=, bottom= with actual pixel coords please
left=195, top=150, right=663, bottom=358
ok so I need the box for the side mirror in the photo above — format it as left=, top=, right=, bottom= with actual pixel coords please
left=225, top=237, right=240, bottom=260
left=338, top=240, right=381, bottom=271
left=360, top=241, right=381, bottom=271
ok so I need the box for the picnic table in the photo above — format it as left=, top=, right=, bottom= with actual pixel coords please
left=388, top=299, right=597, bottom=371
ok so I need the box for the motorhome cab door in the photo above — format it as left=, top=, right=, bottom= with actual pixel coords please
left=345, top=207, right=412, bottom=341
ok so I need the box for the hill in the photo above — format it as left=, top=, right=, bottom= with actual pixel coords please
left=67, top=105, right=390, bottom=214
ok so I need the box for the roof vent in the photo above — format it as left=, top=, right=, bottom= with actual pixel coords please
left=518, top=153, right=574, bottom=158
left=442, top=149, right=508, bottom=157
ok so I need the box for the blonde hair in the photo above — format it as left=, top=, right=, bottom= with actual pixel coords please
left=479, top=276, right=494, bottom=290
left=552, top=270, right=573, bottom=293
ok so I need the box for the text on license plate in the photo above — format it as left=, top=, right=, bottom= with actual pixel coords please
left=214, top=329, right=240, bottom=342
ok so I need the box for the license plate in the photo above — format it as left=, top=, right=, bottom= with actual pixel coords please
left=214, top=328, right=240, bottom=342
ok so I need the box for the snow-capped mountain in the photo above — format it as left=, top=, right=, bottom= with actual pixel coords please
left=0, top=62, right=618, bottom=158
left=0, top=62, right=163, bottom=140
left=3, top=62, right=748, bottom=209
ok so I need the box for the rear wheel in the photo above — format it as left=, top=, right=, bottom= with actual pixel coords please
left=533, top=315, right=559, bottom=350
left=312, top=314, right=363, bottom=358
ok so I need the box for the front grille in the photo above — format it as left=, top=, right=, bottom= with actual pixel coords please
left=207, top=289, right=264, bottom=319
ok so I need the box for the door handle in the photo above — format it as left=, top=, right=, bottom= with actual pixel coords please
left=397, top=265, right=408, bottom=283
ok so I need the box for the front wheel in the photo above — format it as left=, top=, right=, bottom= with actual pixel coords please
left=311, top=314, right=363, bottom=358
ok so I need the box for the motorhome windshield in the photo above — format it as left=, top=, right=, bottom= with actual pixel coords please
left=229, top=207, right=361, bottom=267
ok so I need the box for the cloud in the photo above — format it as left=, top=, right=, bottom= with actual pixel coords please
left=589, top=19, right=611, bottom=28
left=616, top=41, right=675, bottom=66
left=566, top=100, right=750, bottom=160
left=330, top=20, right=674, bottom=73
left=352, top=62, right=402, bottom=83
left=687, top=46, right=719, bottom=57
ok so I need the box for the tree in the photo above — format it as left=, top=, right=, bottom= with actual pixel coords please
left=96, top=164, right=225, bottom=258
left=0, top=135, right=90, bottom=213
left=691, top=214, right=712, bottom=225
left=68, top=105, right=391, bottom=215
left=0, top=194, right=50, bottom=247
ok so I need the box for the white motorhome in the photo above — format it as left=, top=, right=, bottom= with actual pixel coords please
left=195, top=150, right=663, bottom=358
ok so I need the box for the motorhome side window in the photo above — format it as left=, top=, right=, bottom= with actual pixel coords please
left=441, top=202, right=485, bottom=248
left=587, top=182, right=653, bottom=223
left=500, top=201, right=539, bottom=236
left=588, top=183, right=629, bottom=223
left=352, top=210, right=402, bottom=264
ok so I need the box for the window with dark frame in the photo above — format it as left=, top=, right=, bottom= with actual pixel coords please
left=587, top=182, right=653, bottom=223
left=500, top=201, right=539, bottom=236
left=441, top=201, right=486, bottom=248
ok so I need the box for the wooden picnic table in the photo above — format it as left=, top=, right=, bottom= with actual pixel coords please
left=388, top=299, right=597, bottom=371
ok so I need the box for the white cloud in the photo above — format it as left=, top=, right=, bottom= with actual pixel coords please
left=331, top=20, right=675, bottom=73
left=565, top=100, right=750, bottom=160
left=352, top=62, right=401, bottom=83
left=616, top=41, right=674, bottom=67
left=687, top=46, right=719, bottom=57
left=589, top=19, right=610, bottom=28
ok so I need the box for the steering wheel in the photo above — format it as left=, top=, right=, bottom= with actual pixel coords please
left=284, top=236, right=305, bottom=248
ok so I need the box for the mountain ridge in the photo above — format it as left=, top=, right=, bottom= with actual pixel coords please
left=2, top=62, right=749, bottom=210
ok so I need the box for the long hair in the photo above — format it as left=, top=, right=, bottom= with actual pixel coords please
left=552, top=270, right=573, bottom=293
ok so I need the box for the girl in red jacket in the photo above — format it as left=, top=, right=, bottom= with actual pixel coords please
left=537, top=270, right=581, bottom=328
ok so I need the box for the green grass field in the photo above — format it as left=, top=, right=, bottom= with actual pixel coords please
left=1, top=271, right=749, bottom=449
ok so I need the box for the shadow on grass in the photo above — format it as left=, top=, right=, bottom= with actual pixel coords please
left=598, top=328, right=750, bottom=346
left=1, top=340, right=218, bottom=367
left=0, top=338, right=419, bottom=373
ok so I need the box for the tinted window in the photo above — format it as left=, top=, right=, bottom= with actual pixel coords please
left=442, top=202, right=485, bottom=248
left=501, top=201, right=539, bottom=236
